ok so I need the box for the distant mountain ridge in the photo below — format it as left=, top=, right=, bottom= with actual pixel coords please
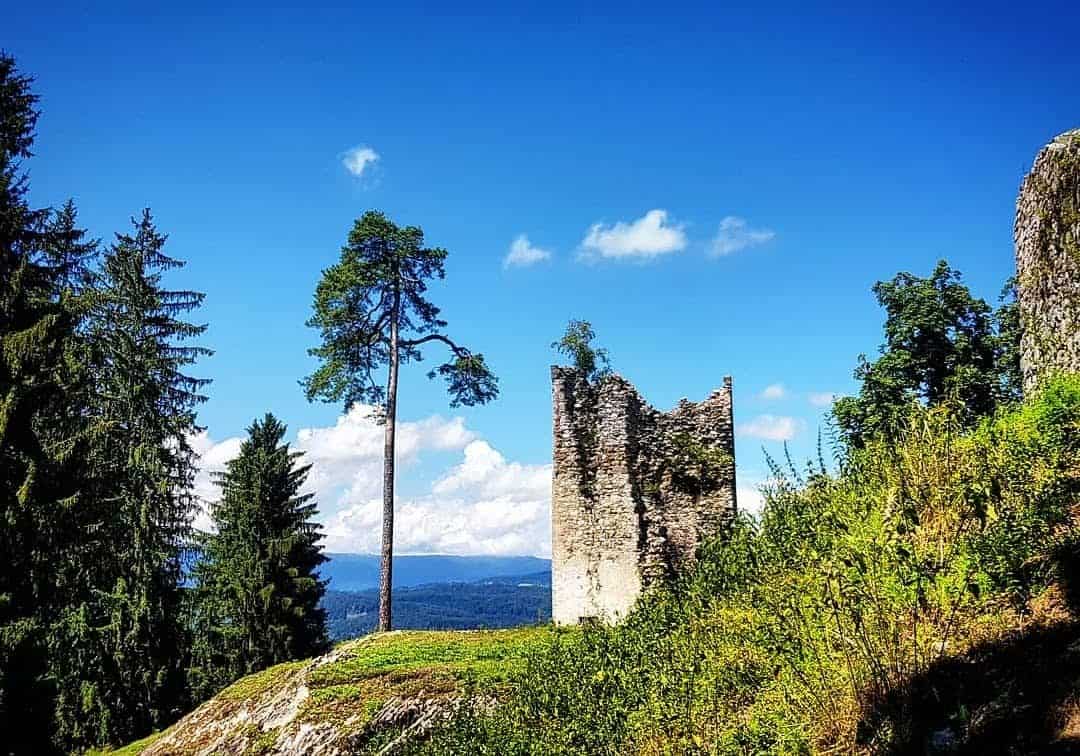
left=320, top=553, right=551, bottom=591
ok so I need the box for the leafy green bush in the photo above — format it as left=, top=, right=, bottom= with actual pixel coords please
left=411, top=375, right=1080, bottom=755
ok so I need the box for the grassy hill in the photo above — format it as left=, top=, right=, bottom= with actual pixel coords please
left=410, top=376, right=1080, bottom=753
left=89, top=627, right=554, bottom=755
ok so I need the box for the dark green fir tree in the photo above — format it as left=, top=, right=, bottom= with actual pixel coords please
left=86, top=209, right=210, bottom=742
left=189, top=413, right=328, bottom=699
left=0, top=53, right=96, bottom=753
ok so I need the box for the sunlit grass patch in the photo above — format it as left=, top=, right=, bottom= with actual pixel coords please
left=309, top=627, right=552, bottom=689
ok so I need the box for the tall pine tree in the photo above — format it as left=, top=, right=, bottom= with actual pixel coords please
left=303, top=210, right=498, bottom=631
left=87, top=209, right=210, bottom=741
left=189, top=413, right=327, bottom=700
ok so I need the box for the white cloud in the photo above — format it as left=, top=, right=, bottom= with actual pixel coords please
left=580, top=209, right=687, bottom=261
left=808, top=392, right=838, bottom=408
left=760, top=383, right=786, bottom=400
left=325, top=440, right=551, bottom=556
left=709, top=216, right=775, bottom=257
left=737, top=414, right=801, bottom=442
left=342, top=145, right=380, bottom=178
left=735, top=469, right=779, bottom=516
left=503, top=234, right=552, bottom=269
left=189, top=410, right=550, bottom=557
left=736, top=483, right=766, bottom=515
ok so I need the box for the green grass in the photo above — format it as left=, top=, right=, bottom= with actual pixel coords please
left=83, top=730, right=165, bottom=756
left=299, top=626, right=554, bottom=734
left=217, top=658, right=308, bottom=701
left=309, top=627, right=553, bottom=690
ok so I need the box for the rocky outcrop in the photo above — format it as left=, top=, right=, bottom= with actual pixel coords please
left=550, top=368, right=736, bottom=625
left=1015, top=129, right=1080, bottom=391
left=133, top=629, right=537, bottom=756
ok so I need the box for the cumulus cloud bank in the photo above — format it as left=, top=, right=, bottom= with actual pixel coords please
left=189, top=407, right=550, bottom=557
left=580, top=209, right=687, bottom=261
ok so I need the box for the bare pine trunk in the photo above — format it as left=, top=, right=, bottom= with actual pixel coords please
left=379, top=293, right=399, bottom=632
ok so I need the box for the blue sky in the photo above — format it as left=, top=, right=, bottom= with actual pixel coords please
left=10, top=0, right=1080, bottom=555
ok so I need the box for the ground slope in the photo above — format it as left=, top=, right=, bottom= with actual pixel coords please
left=94, top=627, right=550, bottom=756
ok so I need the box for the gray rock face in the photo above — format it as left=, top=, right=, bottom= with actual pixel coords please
left=550, top=367, right=736, bottom=625
left=1015, top=129, right=1080, bottom=391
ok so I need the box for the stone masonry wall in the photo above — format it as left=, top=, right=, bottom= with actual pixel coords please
left=1015, top=128, right=1080, bottom=391
left=550, top=367, right=736, bottom=625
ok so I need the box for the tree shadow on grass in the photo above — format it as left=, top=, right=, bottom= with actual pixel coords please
left=862, top=544, right=1080, bottom=754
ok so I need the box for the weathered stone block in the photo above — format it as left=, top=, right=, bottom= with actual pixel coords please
left=1016, top=129, right=1080, bottom=391
left=550, top=367, right=736, bottom=625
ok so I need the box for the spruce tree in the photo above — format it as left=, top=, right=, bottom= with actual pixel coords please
left=190, top=413, right=327, bottom=699
left=38, top=201, right=112, bottom=751
left=87, top=209, right=210, bottom=741
left=0, top=53, right=94, bottom=752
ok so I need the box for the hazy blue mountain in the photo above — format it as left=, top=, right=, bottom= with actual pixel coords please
left=321, top=570, right=552, bottom=640
left=320, top=553, right=551, bottom=591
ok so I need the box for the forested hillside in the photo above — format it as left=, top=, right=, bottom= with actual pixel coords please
left=321, top=573, right=551, bottom=640
left=0, top=55, right=329, bottom=753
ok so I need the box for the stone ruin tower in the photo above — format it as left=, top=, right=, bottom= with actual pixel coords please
left=1015, top=128, right=1080, bottom=391
left=550, top=367, right=736, bottom=625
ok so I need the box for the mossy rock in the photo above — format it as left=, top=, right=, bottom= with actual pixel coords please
left=98, top=627, right=552, bottom=755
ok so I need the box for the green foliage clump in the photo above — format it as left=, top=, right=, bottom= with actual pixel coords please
left=834, top=261, right=1022, bottom=447
left=552, top=319, right=612, bottom=383
left=414, top=376, right=1080, bottom=754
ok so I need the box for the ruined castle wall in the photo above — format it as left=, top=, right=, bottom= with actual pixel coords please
left=1015, top=129, right=1080, bottom=391
left=550, top=368, right=736, bottom=625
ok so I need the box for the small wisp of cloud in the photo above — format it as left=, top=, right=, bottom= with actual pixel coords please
left=760, top=383, right=786, bottom=400
left=808, top=392, right=838, bottom=408
left=342, top=145, right=380, bottom=179
left=504, top=234, right=552, bottom=269
left=709, top=216, right=775, bottom=257
left=579, top=209, right=687, bottom=262
left=738, top=414, right=801, bottom=442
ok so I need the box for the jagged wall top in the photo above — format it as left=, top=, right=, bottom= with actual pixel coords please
left=1015, top=128, right=1080, bottom=391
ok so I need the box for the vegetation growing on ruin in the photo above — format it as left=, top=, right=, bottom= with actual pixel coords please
left=552, top=319, right=612, bottom=383
left=412, top=375, right=1080, bottom=753
left=669, top=433, right=734, bottom=495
